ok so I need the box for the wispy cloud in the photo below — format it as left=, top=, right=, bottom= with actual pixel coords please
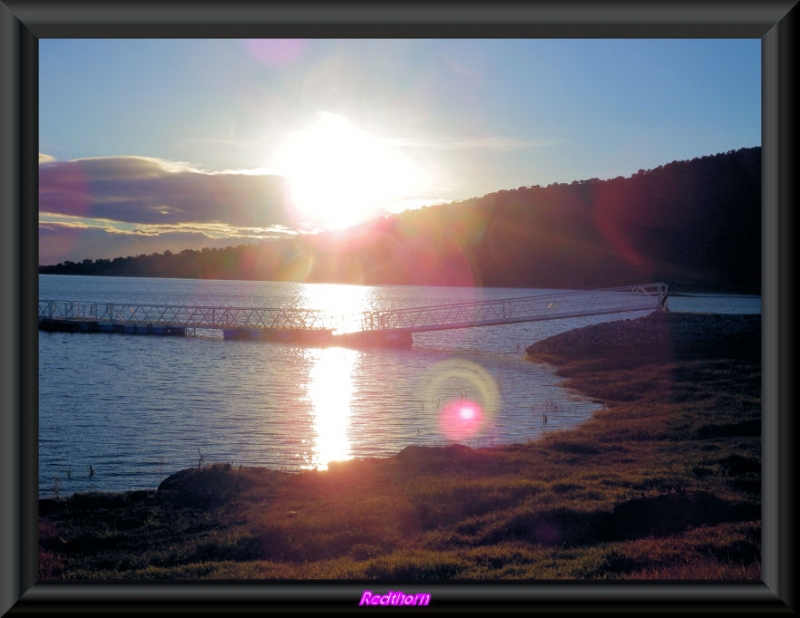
left=387, top=135, right=562, bottom=152
left=38, top=217, right=294, bottom=265
left=39, top=155, right=294, bottom=228
left=178, top=136, right=265, bottom=151
left=39, top=221, right=270, bottom=265
left=39, top=212, right=294, bottom=239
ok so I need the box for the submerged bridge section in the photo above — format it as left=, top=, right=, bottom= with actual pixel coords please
left=39, top=282, right=668, bottom=348
left=337, top=283, right=668, bottom=347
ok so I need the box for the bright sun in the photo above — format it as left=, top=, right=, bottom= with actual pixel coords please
left=272, top=112, right=425, bottom=229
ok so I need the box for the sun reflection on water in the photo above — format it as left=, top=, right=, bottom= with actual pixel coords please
left=303, top=346, right=359, bottom=470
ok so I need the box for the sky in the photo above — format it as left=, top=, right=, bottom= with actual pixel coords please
left=39, top=38, right=761, bottom=266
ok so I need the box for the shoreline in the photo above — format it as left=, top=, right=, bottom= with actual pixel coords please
left=39, top=311, right=762, bottom=580
left=525, top=310, right=760, bottom=365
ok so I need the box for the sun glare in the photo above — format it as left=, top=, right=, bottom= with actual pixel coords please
left=272, top=112, right=426, bottom=229
left=301, top=282, right=373, bottom=333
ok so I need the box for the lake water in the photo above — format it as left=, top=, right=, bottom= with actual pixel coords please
left=38, top=275, right=761, bottom=498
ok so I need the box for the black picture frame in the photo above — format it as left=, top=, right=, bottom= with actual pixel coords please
left=2, top=1, right=796, bottom=614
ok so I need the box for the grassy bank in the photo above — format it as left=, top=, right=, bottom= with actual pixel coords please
left=38, top=311, right=761, bottom=580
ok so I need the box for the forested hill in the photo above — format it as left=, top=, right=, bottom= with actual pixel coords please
left=40, top=147, right=761, bottom=293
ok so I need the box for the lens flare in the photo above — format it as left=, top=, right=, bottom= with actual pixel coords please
left=439, top=398, right=485, bottom=441
left=421, top=358, right=501, bottom=443
left=243, top=39, right=307, bottom=68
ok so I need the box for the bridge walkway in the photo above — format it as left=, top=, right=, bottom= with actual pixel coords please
left=38, top=282, right=669, bottom=347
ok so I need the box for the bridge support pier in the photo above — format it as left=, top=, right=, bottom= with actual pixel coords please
left=38, top=319, right=186, bottom=337
left=222, top=328, right=334, bottom=345
left=333, top=330, right=413, bottom=349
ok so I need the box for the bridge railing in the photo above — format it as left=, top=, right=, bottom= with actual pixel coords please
left=39, top=300, right=331, bottom=331
left=357, top=283, right=668, bottom=333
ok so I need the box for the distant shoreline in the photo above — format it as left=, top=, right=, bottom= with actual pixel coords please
left=38, top=271, right=760, bottom=298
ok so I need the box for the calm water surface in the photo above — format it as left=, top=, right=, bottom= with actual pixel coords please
left=38, top=275, right=760, bottom=497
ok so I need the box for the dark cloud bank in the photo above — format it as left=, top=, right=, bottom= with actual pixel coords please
left=39, top=156, right=298, bottom=264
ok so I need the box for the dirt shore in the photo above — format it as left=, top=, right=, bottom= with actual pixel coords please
left=525, top=310, right=760, bottom=366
